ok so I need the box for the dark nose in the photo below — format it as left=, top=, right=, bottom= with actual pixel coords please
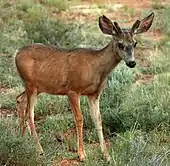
left=126, top=61, right=136, bottom=68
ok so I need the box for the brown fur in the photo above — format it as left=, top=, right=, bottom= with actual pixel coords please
left=15, top=43, right=120, bottom=95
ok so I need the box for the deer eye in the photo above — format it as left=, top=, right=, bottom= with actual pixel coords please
left=117, top=43, right=124, bottom=50
left=134, top=41, right=137, bottom=47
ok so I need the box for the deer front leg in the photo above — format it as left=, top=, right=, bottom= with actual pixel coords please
left=88, top=95, right=111, bottom=161
left=68, top=92, right=85, bottom=161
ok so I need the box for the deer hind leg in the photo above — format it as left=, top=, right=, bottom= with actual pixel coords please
left=68, top=92, right=85, bottom=161
left=16, top=91, right=28, bottom=136
left=25, top=85, right=43, bottom=156
left=88, top=95, right=111, bottom=161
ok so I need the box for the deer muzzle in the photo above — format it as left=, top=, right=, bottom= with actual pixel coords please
left=126, top=61, right=136, bottom=68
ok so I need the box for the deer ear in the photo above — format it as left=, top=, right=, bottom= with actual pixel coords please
left=134, top=12, right=155, bottom=34
left=99, top=15, right=116, bottom=35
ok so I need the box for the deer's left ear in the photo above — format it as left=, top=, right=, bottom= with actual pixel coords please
left=133, top=12, right=155, bottom=34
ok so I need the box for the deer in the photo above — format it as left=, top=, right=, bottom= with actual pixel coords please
left=15, top=12, right=154, bottom=161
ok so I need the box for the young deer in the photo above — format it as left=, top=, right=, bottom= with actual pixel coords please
left=16, top=12, right=154, bottom=161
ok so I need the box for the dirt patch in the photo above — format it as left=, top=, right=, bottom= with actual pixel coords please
left=52, top=0, right=153, bottom=21
left=81, top=0, right=169, bottom=8
left=74, top=0, right=151, bottom=9
left=0, top=84, right=9, bottom=93
left=134, top=48, right=153, bottom=70
left=53, top=158, right=79, bottom=166
left=54, top=127, right=76, bottom=143
left=134, top=73, right=154, bottom=86
left=0, top=108, right=17, bottom=118
left=143, top=28, right=164, bottom=42
left=89, top=138, right=112, bottom=149
left=51, top=0, right=165, bottom=42
left=53, top=3, right=139, bottom=23
left=63, top=127, right=76, bottom=139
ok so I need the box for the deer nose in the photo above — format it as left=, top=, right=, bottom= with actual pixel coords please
left=126, top=61, right=136, bottom=68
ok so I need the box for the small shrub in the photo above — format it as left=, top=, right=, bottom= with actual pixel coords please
left=24, top=19, right=86, bottom=47
left=121, top=81, right=170, bottom=132
left=26, top=3, right=47, bottom=21
left=0, top=56, right=21, bottom=88
left=17, top=0, right=35, bottom=12
left=0, top=19, right=27, bottom=53
left=111, top=129, right=170, bottom=166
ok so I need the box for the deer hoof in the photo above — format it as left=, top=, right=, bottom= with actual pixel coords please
left=39, top=152, right=44, bottom=156
left=106, top=155, right=111, bottom=162
left=36, top=143, right=44, bottom=157
left=104, top=152, right=111, bottom=162
left=78, top=151, right=86, bottom=161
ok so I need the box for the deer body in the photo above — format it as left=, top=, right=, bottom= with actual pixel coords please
left=16, top=42, right=120, bottom=95
left=16, top=13, right=154, bottom=161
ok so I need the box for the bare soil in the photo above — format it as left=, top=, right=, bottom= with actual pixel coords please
left=53, top=158, right=79, bottom=166
left=0, top=108, right=17, bottom=118
left=0, top=84, right=9, bottom=93
left=134, top=73, right=154, bottom=86
left=53, top=0, right=166, bottom=42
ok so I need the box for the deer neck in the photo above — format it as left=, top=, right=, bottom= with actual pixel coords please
left=98, top=41, right=122, bottom=78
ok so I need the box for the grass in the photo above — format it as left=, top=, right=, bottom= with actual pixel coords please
left=42, top=0, right=70, bottom=11
left=151, top=5, right=170, bottom=35
left=123, top=6, right=136, bottom=17
left=0, top=118, right=40, bottom=166
left=1, top=0, right=170, bottom=165
left=151, top=0, right=166, bottom=10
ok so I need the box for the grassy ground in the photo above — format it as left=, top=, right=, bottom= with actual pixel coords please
left=0, top=0, right=170, bottom=165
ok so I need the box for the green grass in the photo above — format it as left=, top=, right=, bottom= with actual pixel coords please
left=111, top=129, right=170, bottom=166
left=0, top=118, right=40, bottom=166
left=152, top=5, right=170, bottom=35
left=151, top=0, right=166, bottom=10
left=42, top=0, right=70, bottom=11
left=1, top=1, right=170, bottom=165
left=123, top=6, right=137, bottom=17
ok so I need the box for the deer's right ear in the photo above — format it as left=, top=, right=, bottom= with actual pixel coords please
left=99, top=15, right=116, bottom=35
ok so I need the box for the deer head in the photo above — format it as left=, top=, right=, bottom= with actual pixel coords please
left=99, top=12, right=154, bottom=68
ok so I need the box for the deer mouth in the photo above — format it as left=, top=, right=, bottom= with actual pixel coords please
left=126, top=61, right=136, bottom=68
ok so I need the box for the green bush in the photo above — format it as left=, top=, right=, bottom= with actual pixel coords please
left=0, top=56, right=21, bottom=87
left=24, top=19, right=86, bottom=47
left=121, top=81, right=170, bottom=132
left=26, top=3, right=46, bottom=20
left=111, top=129, right=170, bottom=166
left=0, top=19, right=27, bottom=54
